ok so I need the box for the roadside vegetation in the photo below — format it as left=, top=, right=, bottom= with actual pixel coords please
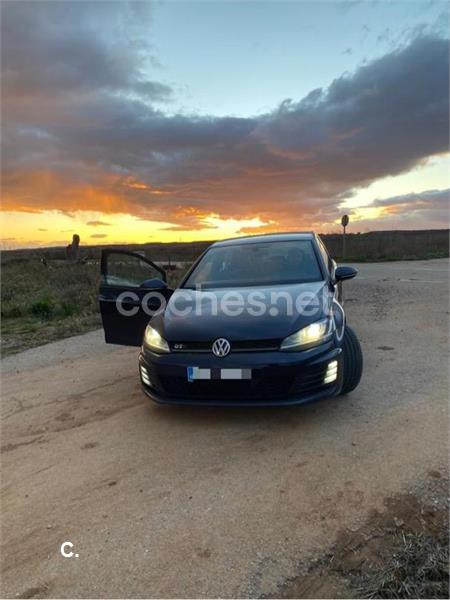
left=357, top=529, right=448, bottom=599
left=1, top=260, right=101, bottom=356
left=323, top=229, right=448, bottom=262
left=0, top=258, right=187, bottom=356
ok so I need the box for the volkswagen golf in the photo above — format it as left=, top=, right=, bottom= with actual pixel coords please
left=99, top=233, right=363, bottom=406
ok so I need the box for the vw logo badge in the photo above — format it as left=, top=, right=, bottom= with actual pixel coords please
left=212, top=338, right=231, bottom=357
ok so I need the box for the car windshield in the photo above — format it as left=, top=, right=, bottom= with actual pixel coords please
left=183, top=240, right=323, bottom=289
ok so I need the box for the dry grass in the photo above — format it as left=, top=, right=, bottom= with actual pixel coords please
left=323, top=229, right=449, bottom=262
left=358, top=530, right=449, bottom=599
left=1, top=259, right=187, bottom=356
left=1, top=260, right=101, bottom=355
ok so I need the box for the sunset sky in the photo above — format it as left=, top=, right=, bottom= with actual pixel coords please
left=1, top=0, right=449, bottom=249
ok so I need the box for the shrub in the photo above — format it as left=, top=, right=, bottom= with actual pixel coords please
left=30, top=298, right=54, bottom=319
left=60, top=302, right=77, bottom=317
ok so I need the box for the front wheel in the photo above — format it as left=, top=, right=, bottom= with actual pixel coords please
left=340, top=325, right=363, bottom=395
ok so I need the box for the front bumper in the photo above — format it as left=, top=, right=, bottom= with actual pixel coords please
left=138, top=341, right=343, bottom=407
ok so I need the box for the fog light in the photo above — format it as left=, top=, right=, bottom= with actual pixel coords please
left=140, top=366, right=151, bottom=386
left=324, top=360, right=338, bottom=384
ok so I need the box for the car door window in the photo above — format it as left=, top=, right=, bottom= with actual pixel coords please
left=103, top=252, right=164, bottom=287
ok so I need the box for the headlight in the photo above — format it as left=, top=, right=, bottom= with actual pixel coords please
left=280, top=318, right=333, bottom=351
left=144, top=325, right=170, bottom=353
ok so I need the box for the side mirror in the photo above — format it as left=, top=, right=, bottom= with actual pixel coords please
left=141, top=278, right=168, bottom=289
left=334, top=265, right=357, bottom=282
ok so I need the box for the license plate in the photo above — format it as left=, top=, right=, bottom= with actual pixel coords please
left=187, top=367, right=252, bottom=382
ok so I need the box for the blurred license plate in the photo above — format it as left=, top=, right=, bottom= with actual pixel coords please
left=187, top=367, right=252, bottom=382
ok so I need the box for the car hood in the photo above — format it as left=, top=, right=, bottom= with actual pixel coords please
left=158, top=282, right=330, bottom=341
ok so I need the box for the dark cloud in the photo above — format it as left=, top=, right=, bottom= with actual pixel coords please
left=1, top=1, right=170, bottom=103
left=349, top=188, right=449, bottom=230
left=90, top=233, right=108, bottom=239
left=86, top=220, right=111, bottom=226
left=1, top=0, right=449, bottom=233
left=257, top=36, right=448, bottom=178
left=370, top=188, right=449, bottom=210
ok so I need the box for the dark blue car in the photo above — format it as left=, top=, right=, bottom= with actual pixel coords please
left=99, top=233, right=363, bottom=406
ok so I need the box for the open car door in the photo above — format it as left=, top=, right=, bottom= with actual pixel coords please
left=99, top=250, right=173, bottom=346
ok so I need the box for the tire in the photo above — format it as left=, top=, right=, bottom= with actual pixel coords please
left=340, top=325, right=363, bottom=395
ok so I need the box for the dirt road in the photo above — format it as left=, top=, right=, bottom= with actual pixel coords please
left=1, top=260, right=448, bottom=598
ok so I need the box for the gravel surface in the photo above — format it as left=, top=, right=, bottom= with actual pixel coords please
left=1, top=259, right=448, bottom=598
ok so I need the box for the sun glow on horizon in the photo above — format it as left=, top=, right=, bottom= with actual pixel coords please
left=0, top=210, right=279, bottom=250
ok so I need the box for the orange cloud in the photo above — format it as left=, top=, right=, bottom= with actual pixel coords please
left=125, top=177, right=170, bottom=195
left=2, top=169, right=131, bottom=215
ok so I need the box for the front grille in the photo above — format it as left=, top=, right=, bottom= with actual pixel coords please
left=169, top=339, right=281, bottom=353
left=158, top=367, right=293, bottom=400
left=154, top=366, right=332, bottom=401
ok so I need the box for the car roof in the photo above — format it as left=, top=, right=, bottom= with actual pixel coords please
left=211, top=232, right=316, bottom=247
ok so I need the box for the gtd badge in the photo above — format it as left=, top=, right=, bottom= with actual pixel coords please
left=212, top=338, right=231, bottom=357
